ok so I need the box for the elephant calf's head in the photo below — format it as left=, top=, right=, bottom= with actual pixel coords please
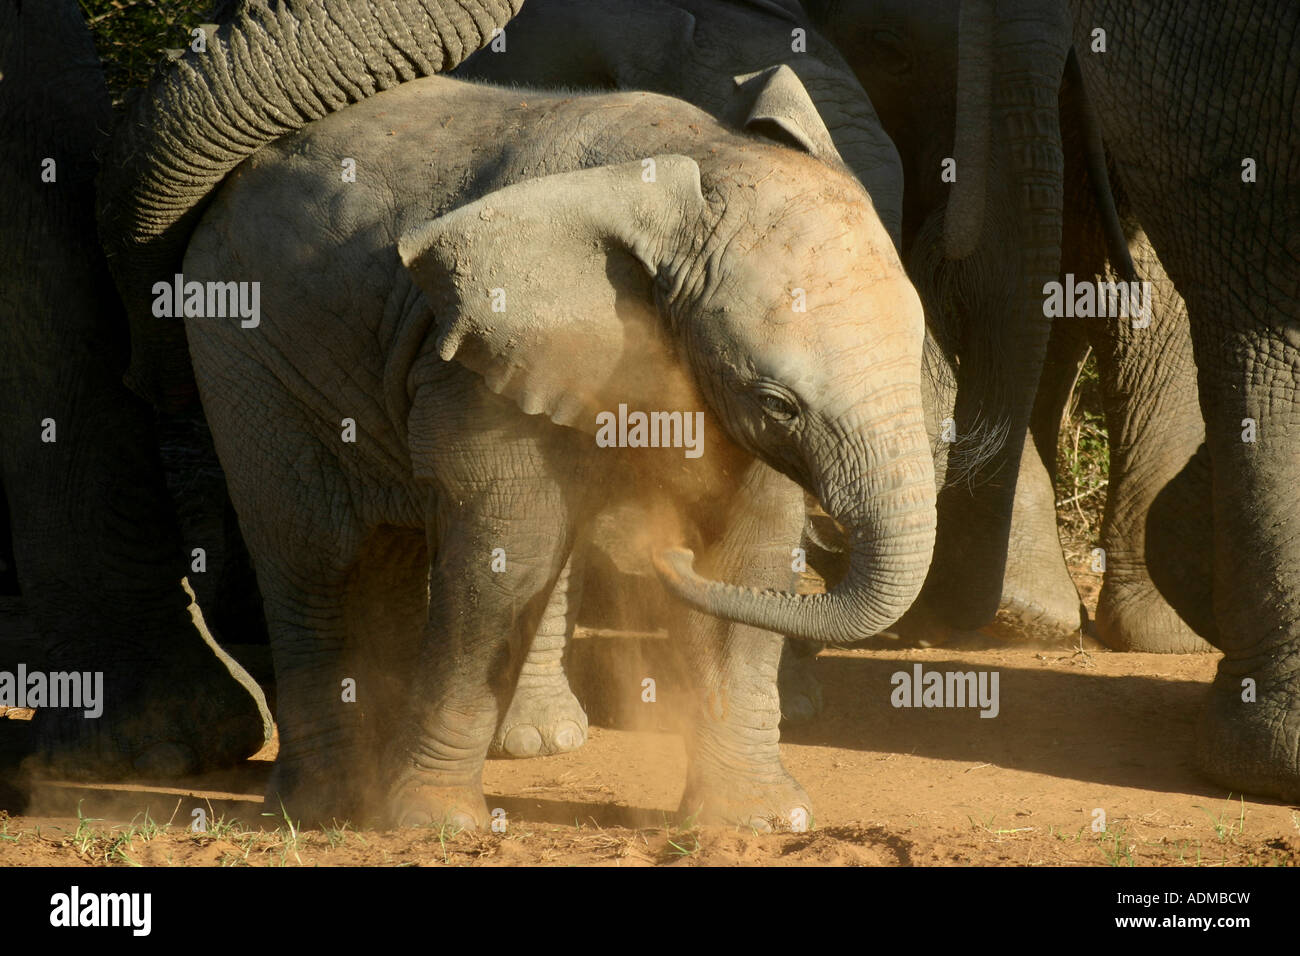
left=399, top=153, right=936, bottom=644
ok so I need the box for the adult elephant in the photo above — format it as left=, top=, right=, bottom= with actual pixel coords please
left=813, top=0, right=1300, bottom=800
left=794, top=0, right=1084, bottom=644
left=1063, top=0, right=1300, bottom=801
left=800, top=0, right=1201, bottom=649
left=0, top=0, right=270, bottom=780
left=171, top=74, right=936, bottom=828
left=1054, top=63, right=1212, bottom=655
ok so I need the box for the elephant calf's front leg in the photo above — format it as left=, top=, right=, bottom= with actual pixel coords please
left=388, top=495, right=575, bottom=829
left=675, top=464, right=812, bottom=831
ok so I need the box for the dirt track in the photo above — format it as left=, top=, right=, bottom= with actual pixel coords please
left=3, top=641, right=1298, bottom=866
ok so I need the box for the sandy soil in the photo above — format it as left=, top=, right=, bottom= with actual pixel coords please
left=3, top=637, right=1298, bottom=866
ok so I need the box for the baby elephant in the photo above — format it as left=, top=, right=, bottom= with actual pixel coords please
left=181, top=74, right=936, bottom=829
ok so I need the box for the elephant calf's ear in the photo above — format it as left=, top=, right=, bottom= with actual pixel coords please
left=734, top=63, right=842, bottom=165
left=397, top=157, right=711, bottom=431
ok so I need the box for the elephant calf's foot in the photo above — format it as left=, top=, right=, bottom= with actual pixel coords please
left=490, top=679, right=588, bottom=758
left=778, top=642, right=824, bottom=725
left=388, top=777, right=489, bottom=830
left=265, top=754, right=372, bottom=828
left=27, top=651, right=269, bottom=781
left=679, top=758, right=813, bottom=832
left=1196, top=667, right=1300, bottom=803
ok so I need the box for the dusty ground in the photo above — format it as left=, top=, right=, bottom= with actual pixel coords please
left=3, top=634, right=1298, bottom=866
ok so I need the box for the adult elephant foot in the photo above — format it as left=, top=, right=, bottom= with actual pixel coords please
left=1197, top=662, right=1300, bottom=803
left=387, top=778, right=489, bottom=831
left=1093, top=445, right=1216, bottom=654
left=982, top=423, right=1087, bottom=646
left=890, top=466, right=1086, bottom=648
left=778, top=638, right=824, bottom=724
left=23, top=596, right=269, bottom=781
left=983, top=590, right=1087, bottom=645
left=28, top=657, right=266, bottom=780
left=1096, top=579, right=1213, bottom=654
left=490, top=679, right=588, bottom=757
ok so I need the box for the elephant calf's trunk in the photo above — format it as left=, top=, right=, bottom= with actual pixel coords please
left=654, top=444, right=937, bottom=644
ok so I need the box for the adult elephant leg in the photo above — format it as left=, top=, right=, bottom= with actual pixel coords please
left=1088, top=230, right=1214, bottom=653
left=0, top=0, right=268, bottom=779
left=1056, top=71, right=1212, bottom=654
left=491, top=551, right=589, bottom=758
left=1071, top=0, right=1300, bottom=799
left=985, top=318, right=1089, bottom=643
left=676, top=463, right=811, bottom=830
left=1192, top=307, right=1300, bottom=799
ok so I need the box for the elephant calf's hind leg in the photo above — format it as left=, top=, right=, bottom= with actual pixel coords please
left=491, top=552, right=589, bottom=758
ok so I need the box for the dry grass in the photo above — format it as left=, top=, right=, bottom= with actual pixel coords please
left=79, top=0, right=220, bottom=108
left=1055, top=351, right=1110, bottom=563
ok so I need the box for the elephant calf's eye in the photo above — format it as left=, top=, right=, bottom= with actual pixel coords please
left=755, top=389, right=799, bottom=423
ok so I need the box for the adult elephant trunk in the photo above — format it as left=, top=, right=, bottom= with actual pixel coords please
left=919, top=0, right=1071, bottom=629
left=943, top=0, right=993, bottom=260
left=96, top=0, right=524, bottom=409
left=656, top=404, right=937, bottom=645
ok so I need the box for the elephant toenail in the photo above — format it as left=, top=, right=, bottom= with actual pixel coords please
left=399, top=809, right=434, bottom=828
left=503, top=725, right=543, bottom=756
left=552, top=720, right=585, bottom=751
